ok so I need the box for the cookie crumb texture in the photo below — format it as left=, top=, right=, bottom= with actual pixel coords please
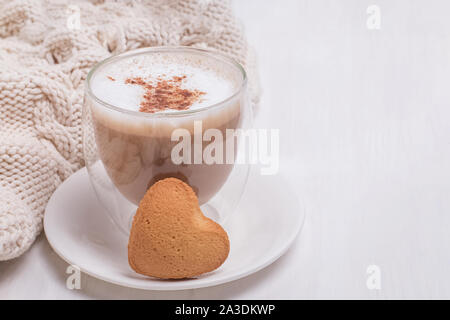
left=128, top=178, right=230, bottom=279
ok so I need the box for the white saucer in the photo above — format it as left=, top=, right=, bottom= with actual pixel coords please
left=44, top=167, right=304, bottom=290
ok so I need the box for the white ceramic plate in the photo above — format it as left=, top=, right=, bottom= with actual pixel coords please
left=44, top=167, right=304, bottom=290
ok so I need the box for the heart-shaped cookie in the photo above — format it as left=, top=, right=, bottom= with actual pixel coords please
left=128, top=177, right=230, bottom=279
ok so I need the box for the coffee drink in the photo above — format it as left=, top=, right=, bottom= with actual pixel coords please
left=86, top=48, right=245, bottom=205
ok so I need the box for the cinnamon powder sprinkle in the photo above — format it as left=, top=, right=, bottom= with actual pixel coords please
left=124, top=75, right=205, bottom=113
left=107, top=76, right=116, bottom=81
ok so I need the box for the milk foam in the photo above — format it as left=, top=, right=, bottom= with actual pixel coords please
left=90, top=52, right=240, bottom=113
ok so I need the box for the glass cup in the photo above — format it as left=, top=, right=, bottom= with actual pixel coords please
left=82, top=47, right=251, bottom=234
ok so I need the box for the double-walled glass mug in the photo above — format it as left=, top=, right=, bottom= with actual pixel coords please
left=82, top=47, right=252, bottom=234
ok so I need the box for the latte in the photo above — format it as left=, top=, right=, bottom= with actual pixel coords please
left=86, top=48, right=245, bottom=205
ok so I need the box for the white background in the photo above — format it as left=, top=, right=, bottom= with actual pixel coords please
left=1, top=0, right=450, bottom=299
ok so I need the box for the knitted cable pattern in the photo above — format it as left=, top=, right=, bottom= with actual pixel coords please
left=0, top=0, right=259, bottom=261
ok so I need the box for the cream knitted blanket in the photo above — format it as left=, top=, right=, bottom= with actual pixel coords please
left=0, top=0, right=259, bottom=261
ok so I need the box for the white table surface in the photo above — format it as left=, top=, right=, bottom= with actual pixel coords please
left=2, top=0, right=450, bottom=299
